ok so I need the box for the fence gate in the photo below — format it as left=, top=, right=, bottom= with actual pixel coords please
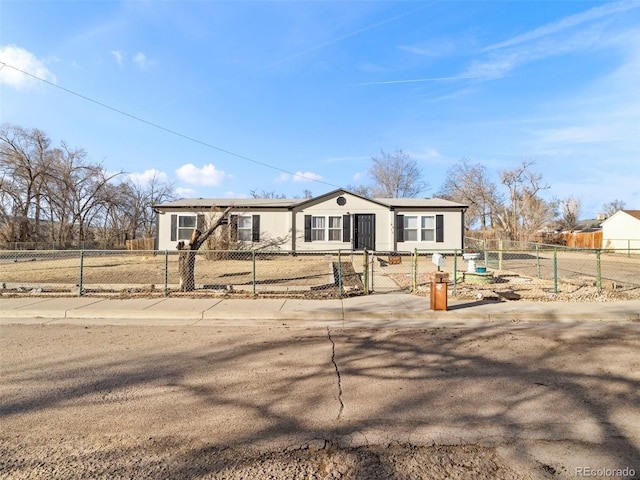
left=348, top=251, right=413, bottom=293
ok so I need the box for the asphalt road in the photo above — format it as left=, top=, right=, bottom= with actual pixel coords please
left=1, top=322, right=639, bottom=479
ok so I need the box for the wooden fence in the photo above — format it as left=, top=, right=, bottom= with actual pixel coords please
left=125, top=237, right=155, bottom=250
left=563, top=231, right=602, bottom=249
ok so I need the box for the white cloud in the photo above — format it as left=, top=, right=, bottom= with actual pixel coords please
left=133, top=52, right=154, bottom=70
left=454, top=2, right=640, bottom=84
left=292, top=171, right=323, bottom=182
left=273, top=171, right=323, bottom=183
left=352, top=171, right=367, bottom=181
left=111, top=50, right=123, bottom=65
left=175, top=187, right=197, bottom=198
left=127, top=168, right=170, bottom=185
left=485, top=1, right=640, bottom=52
left=0, top=45, right=56, bottom=90
left=399, top=38, right=457, bottom=58
left=176, top=163, right=229, bottom=186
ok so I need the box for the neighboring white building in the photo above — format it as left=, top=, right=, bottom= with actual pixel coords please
left=154, top=188, right=467, bottom=252
left=602, top=210, right=640, bottom=249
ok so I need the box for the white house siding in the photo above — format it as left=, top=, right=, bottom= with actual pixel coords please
left=154, top=190, right=468, bottom=253
left=156, top=209, right=292, bottom=251
left=394, top=209, right=464, bottom=252
left=602, top=211, right=640, bottom=250
left=292, top=192, right=391, bottom=252
left=242, top=209, right=292, bottom=249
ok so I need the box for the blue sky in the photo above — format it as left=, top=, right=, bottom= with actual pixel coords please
left=1, top=0, right=639, bottom=218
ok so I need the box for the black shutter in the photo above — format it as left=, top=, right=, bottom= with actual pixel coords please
left=170, top=214, right=177, bottom=241
left=252, top=215, right=260, bottom=242
left=396, top=214, right=404, bottom=242
left=342, top=215, right=350, bottom=243
left=197, top=214, right=205, bottom=231
left=304, top=215, right=312, bottom=242
left=436, top=214, right=444, bottom=243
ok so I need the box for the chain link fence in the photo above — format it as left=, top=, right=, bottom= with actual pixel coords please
left=1, top=247, right=638, bottom=300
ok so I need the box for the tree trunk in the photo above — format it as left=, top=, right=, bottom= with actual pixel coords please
left=178, top=244, right=197, bottom=292
left=176, top=207, right=231, bottom=292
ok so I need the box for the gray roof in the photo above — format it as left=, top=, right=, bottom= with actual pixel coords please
left=155, top=193, right=467, bottom=210
left=155, top=198, right=299, bottom=209
left=375, top=197, right=467, bottom=208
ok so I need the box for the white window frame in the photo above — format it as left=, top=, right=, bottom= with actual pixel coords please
left=237, top=215, right=253, bottom=242
left=328, top=216, right=342, bottom=241
left=404, top=216, right=418, bottom=242
left=311, top=215, right=342, bottom=242
left=177, top=214, right=197, bottom=241
left=421, top=215, right=436, bottom=242
left=311, top=216, right=325, bottom=241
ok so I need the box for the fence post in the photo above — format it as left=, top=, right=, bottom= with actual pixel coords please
left=553, top=248, right=558, bottom=294
left=371, top=250, right=375, bottom=292
left=596, top=249, right=602, bottom=291
left=363, top=249, right=369, bottom=294
left=453, top=249, right=457, bottom=296
left=78, top=250, right=84, bottom=297
left=164, top=250, right=169, bottom=297
left=498, top=238, right=503, bottom=270
left=629, top=239, right=631, bottom=258
left=252, top=249, right=257, bottom=298
left=338, top=250, right=343, bottom=298
left=412, top=249, right=418, bottom=293
left=536, top=245, right=541, bottom=278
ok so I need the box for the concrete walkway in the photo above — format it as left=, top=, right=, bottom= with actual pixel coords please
left=1, top=294, right=638, bottom=327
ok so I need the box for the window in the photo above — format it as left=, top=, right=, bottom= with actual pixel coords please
left=328, top=216, right=342, bottom=241
left=311, top=216, right=325, bottom=241
left=237, top=215, right=252, bottom=242
left=404, top=216, right=418, bottom=241
left=177, top=215, right=196, bottom=241
left=308, top=216, right=342, bottom=241
left=421, top=216, right=435, bottom=241
left=397, top=213, right=444, bottom=243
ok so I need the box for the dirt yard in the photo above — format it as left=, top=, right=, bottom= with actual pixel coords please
left=0, top=252, right=335, bottom=292
left=1, top=251, right=638, bottom=301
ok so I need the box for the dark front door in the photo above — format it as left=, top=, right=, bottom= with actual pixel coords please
left=354, top=214, right=375, bottom=250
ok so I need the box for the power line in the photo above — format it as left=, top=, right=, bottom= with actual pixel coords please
left=0, top=61, right=343, bottom=190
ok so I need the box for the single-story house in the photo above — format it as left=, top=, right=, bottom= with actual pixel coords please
left=602, top=210, right=640, bottom=249
left=154, top=188, right=468, bottom=252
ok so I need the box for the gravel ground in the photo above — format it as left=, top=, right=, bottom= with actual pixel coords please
left=2, top=324, right=639, bottom=479
left=0, top=438, right=530, bottom=480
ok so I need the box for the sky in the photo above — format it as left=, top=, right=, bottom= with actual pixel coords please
left=1, top=0, right=639, bottom=219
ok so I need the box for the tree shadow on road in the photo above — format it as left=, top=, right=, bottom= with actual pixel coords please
left=1, top=322, right=639, bottom=479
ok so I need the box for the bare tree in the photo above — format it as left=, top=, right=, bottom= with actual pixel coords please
left=249, top=189, right=286, bottom=199
left=558, top=196, right=581, bottom=231
left=177, top=207, right=232, bottom=292
left=45, top=145, right=122, bottom=246
left=368, top=149, right=428, bottom=198
left=0, top=125, right=53, bottom=242
left=437, top=158, right=501, bottom=232
left=602, top=199, right=626, bottom=217
left=493, top=160, right=557, bottom=242
left=345, top=184, right=374, bottom=198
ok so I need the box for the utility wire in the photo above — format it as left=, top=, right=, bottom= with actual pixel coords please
left=0, top=61, right=343, bottom=190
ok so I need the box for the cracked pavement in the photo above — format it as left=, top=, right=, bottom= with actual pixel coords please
left=328, top=327, right=345, bottom=420
left=1, top=322, right=639, bottom=479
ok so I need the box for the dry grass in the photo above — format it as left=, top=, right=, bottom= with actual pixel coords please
left=0, top=253, right=333, bottom=290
